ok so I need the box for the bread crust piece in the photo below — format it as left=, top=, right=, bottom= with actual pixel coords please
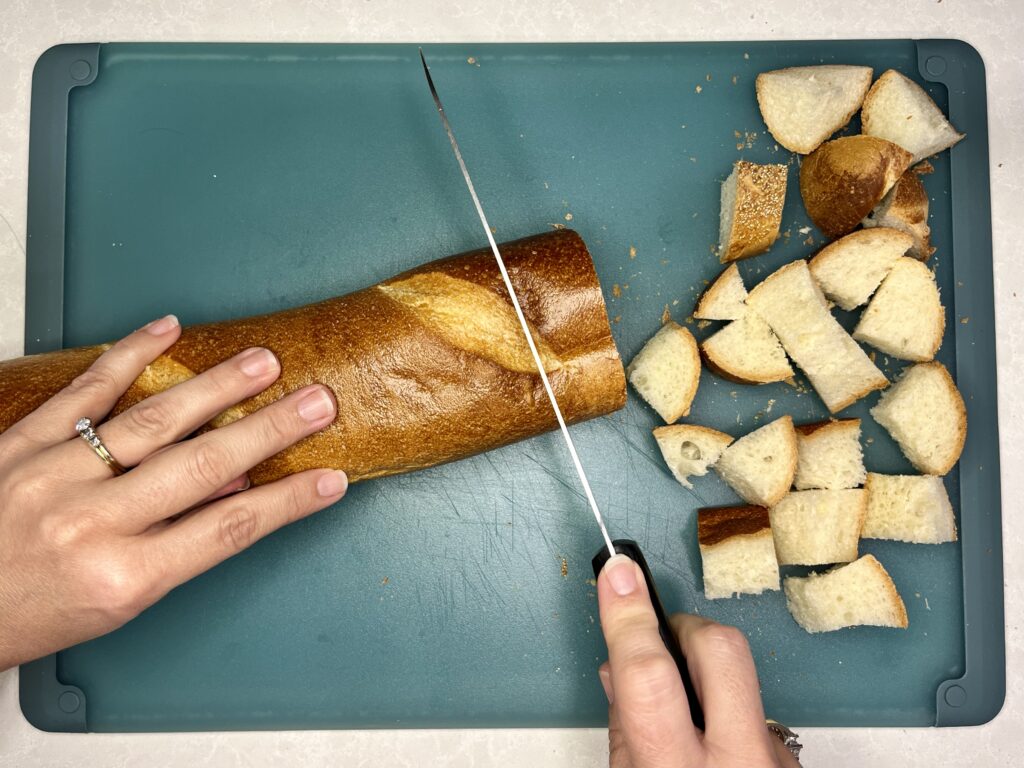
left=799, top=136, right=913, bottom=239
left=719, top=161, right=788, bottom=263
left=698, top=505, right=771, bottom=546
left=870, top=361, right=966, bottom=475
left=627, top=321, right=701, bottom=423
left=653, top=423, right=734, bottom=488
left=863, top=167, right=935, bottom=260
left=694, top=263, right=747, bottom=320
left=755, top=65, right=873, bottom=154
left=0, top=230, right=626, bottom=484
left=853, top=257, right=945, bottom=362
left=808, top=227, right=914, bottom=311
left=700, top=314, right=794, bottom=385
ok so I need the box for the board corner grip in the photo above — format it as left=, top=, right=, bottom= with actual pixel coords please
left=18, top=655, right=88, bottom=733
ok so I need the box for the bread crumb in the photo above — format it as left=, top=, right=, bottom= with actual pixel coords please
left=564, top=212, right=573, bottom=221
left=672, top=299, right=679, bottom=305
left=661, top=305, right=672, bottom=325
left=629, top=245, right=637, bottom=259
left=549, top=222, right=566, bottom=230
left=685, top=315, right=695, bottom=325
left=690, top=156, right=697, bottom=163
left=803, top=235, right=815, bottom=246
left=960, top=316, right=969, bottom=324
left=736, top=142, right=745, bottom=151
left=734, top=130, right=742, bottom=139
left=798, top=226, right=811, bottom=235
left=743, top=52, right=750, bottom=59
left=612, top=314, right=621, bottom=324
left=869, top=351, right=877, bottom=362
left=766, top=398, right=776, bottom=413
left=381, top=576, right=389, bottom=585
left=730, top=390, right=738, bottom=398
left=543, top=181, right=549, bottom=189
left=866, top=437, right=875, bottom=445
left=586, top=578, right=597, bottom=587
left=561, top=557, right=568, bottom=578
left=695, top=85, right=703, bottom=94
left=660, top=258, right=670, bottom=265
left=925, top=598, right=931, bottom=611
left=731, top=75, right=738, bottom=85
left=705, top=73, right=712, bottom=82
left=466, top=56, right=479, bottom=66
left=612, top=284, right=622, bottom=298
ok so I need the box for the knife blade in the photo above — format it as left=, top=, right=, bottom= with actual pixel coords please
left=418, top=49, right=704, bottom=730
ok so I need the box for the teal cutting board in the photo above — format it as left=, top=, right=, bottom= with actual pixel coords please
left=19, top=40, right=1002, bottom=731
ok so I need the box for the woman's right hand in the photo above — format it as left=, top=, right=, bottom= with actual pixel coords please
left=596, top=555, right=801, bottom=767
left=0, top=315, right=348, bottom=671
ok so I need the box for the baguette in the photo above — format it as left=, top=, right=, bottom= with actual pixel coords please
left=861, top=69, right=964, bottom=164
left=862, top=167, right=935, bottom=260
left=755, top=65, right=873, bottom=154
left=808, top=227, right=914, bottom=311
left=799, top=135, right=912, bottom=238
left=853, top=257, right=945, bottom=362
left=870, top=361, right=966, bottom=475
left=694, top=263, right=748, bottom=321
left=746, top=260, right=888, bottom=412
left=0, top=230, right=627, bottom=484
left=653, top=424, right=733, bottom=489
left=783, top=554, right=908, bottom=633
left=698, top=505, right=780, bottom=599
left=718, top=161, right=788, bottom=263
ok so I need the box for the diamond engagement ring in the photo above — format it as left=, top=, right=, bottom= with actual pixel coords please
left=75, top=417, right=127, bottom=476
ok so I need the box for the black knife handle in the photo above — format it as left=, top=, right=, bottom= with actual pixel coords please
left=592, top=539, right=705, bottom=731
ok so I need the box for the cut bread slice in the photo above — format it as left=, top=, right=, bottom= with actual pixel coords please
left=862, top=69, right=965, bottom=164
left=718, top=161, right=788, bottom=263
left=769, top=489, right=867, bottom=565
left=698, top=505, right=780, bottom=599
left=854, top=257, right=945, bottom=361
left=700, top=313, right=794, bottom=384
left=808, top=227, right=914, bottom=310
left=746, top=260, right=888, bottom=412
left=714, top=416, right=798, bottom=507
left=784, top=554, right=908, bottom=633
left=794, top=419, right=866, bottom=490
left=653, top=424, right=734, bottom=489
left=870, top=362, right=966, bottom=475
left=862, top=473, right=957, bottom=543
left=627, top=321, right=701, bottom=423
left=755, top=65, right=874, bottom=154
left=799, top=135, right=912, bottom=239
left=694, top=263, right=748, bottom=320
left=863, top=167, right=935, bottom=260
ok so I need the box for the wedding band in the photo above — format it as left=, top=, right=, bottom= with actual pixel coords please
left=766, top=719, right=802, bottom=762
left=75, top=417, right=127, bottom=476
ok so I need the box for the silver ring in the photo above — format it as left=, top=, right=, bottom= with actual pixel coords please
left=766, top=719, right=802, bottom=763
left=75, top=417, right=127, bottom=476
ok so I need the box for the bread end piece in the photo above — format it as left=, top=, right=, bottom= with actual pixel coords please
left=799, top=135, right=913, bottom=239
left=755, top=65, right=873, bottom=154
left=870, top=361, right=966, bottom=475
left=862, top=472, right=958, bottom=543
left=794, top=419, right=866, bottom=490
left=862, top=166, right=936, bottom=260
left=694, top=263, right=748, bottom=320
left=862, top=69, right=965, bottom=165
left=627, top=321, right=701, bottom=423
left=718, top=161, right=788, bottom=263
left=653, top=424, right=734, bottom=489
left=698, top=505, right=780, bottom=599
left=784, top=554, right=908, bottom=633
left=714, top=415, right=798, bottom=507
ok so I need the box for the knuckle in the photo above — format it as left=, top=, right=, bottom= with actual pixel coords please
left=260, top=405, right=299, bottom=445
left=7, top=469, right=51, bottom=506
left=185, top=440, right=231, bottom=488
left=217, top=505, right=261, bottom=553
left=693, top=622, right=750, bottom=658
left=284, top=479, right=313, bottom=521
left=83, top=559, right=147, bottom=622
left=124, top=400, right=177, bottom=440
left=38, top=510, right=96, bottom=550
left=619, top=650, right=679, bottom=694
left=68, top=366, right=120, bottom=398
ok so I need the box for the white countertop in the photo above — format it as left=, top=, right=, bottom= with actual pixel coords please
left=1, top=1, right=1021, bottom=765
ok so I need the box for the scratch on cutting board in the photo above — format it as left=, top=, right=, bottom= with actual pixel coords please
left=523, top=453, right=586, bottom=502
left=604, top=418, right=708, bottom=506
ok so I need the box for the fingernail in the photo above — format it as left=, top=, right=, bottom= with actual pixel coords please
left=297, top=386, right=336, bottom=423
left=598, top=666, right=614, bottom=704
left=605, top=555, right=638, bottom=596
left=238, top=347, right=278, bottom=377
left=143, top=314, right=179, bottom=335
left=317, top=470, right=348, bottom=497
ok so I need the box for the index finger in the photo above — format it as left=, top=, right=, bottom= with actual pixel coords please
left=597, top=555, right=702, bottom=767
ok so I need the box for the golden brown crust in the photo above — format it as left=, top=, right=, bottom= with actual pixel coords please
left=799, top=136, right=913, bottom=239
left=721, top=162, right=788, bottom=263
left=874, top=168, right=936, bottom=260
left=698, top=505, right=772, bottom=547
left=0, top=230, right=626, bottom=484
left=699, top=345, right=788, bottom=385
left=795, top=418, right=861, bottom=437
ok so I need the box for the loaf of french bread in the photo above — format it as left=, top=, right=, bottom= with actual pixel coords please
left=0, top=230, right=627, bottom=484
